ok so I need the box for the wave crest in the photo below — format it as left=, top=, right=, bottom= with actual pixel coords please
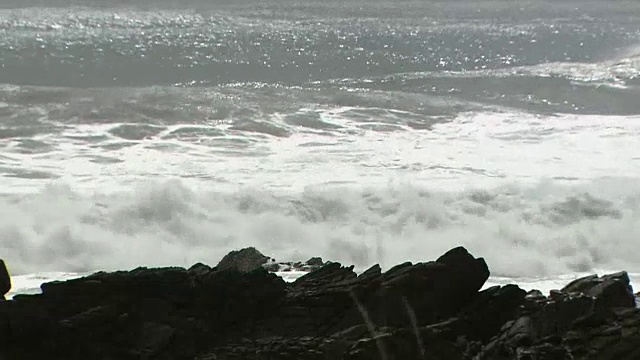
left=1, top=179, right=639, bottom=279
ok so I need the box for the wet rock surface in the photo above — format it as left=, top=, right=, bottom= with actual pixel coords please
left=0, top=247, right=636, bottom=360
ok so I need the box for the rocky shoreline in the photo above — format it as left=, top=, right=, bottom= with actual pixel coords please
left=0, top=247, right=637, bottom=360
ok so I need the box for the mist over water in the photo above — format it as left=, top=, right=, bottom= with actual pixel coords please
left=1, top=0, right=640, bottom=287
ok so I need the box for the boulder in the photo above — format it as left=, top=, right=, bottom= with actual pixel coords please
left=436, top=246, right=490, bottom=298
left=216, top=247, right=270, bottom=273
left=0, top=259, right=10, bottom=299
left=306, top=257, right=323, bottom=266
left=561, top=271, right=636, bottom=310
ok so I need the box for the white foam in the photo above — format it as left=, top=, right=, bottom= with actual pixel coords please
left=1, top=111, right=639, bottom=299
left=4, top=111, right=640, bottom=194
left=5, top=270, right=307, bottom=299
left=1, top=177, right=639, bottom=279
left=6, top=272, right=87, bottom=299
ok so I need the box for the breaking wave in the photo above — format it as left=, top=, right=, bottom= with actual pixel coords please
left=1, top=178, right=639, bottom=279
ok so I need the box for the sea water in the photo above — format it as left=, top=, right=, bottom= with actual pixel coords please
left=1, top=0, right=640, bottom=298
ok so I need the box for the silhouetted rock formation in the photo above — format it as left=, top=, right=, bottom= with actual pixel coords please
left=0, top=259, right=10, bottom=300
left=478, top=272, right=638, bottom=360
left=216, top=247, right=270, bottom=273
left=0, top=247, right=636, bottom=359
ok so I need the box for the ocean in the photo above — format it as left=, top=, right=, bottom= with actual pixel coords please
left=1, top=0, right=640, bottom=298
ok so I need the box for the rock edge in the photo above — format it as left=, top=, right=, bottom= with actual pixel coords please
left=0, top=247, right=636, bottom=360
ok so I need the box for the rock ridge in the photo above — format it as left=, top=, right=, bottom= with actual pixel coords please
left=0, top=246, right=636, bottom=360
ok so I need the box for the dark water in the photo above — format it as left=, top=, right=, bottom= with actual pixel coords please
left=1, top=0, right=640, bottom=115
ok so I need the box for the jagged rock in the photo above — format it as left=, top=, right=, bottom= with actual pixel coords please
left=188, top=262, right=212, bottom=277
left=436, top=246, right=489, bottom=291
left=6, top=262, right=288, bottom=359
left=477, top=292, right=594, bottom=359
left=0, top=259, right=10, bottom=299
left=460, top=284, right=527, bottom=343
left=0, top=247, right=636, bottom=360
left=564, top=308, right=640, bottom=360
left=561, top=271, right=636, bottom=309
left=435, top=246, right=490, bottom=308
left=216, top=247, right=270, bottom=273
left=306, top=257, right=323, bottom=266
left=358, top=264, right=382, bottom=281
left=477, top=271, right=638, bottom=360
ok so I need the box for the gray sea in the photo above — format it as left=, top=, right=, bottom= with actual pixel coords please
left=1, top=0, right=639, bottom=295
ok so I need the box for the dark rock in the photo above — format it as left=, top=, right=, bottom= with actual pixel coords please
left=461, top=284, right=527, bottom=343
left=1, top=246, right=636, bottom=360
left=523, top=289, right=547, bottom=312
left=262, top=261, right=280, bottom=272
left=561, top=274, right=599, bottom=294
left=136, top=322, right=175, bottom=356
left=549, top=289, right=564, bottom=301
left=436, top=246, right=490, bottom=297
left=6, top=295, right=51, bottom=341
left=306, top=257, right=323, bottom=266
left=347, top=325, right=467, bottom=360
left=478, top=270, right=638, bottom=360
left=517, top=342, right=569, bottom=360
left=526, top=290, right=544, bottom=299
left=188, top=262, right=212, bottom=277
left=564, top=308, right=640, bottom=360
left=0, top=299, right=9, bottom=357
left=358, top=264, right=382, bottom=281
left=535, top=293, right=596, bottom=336
left=0, top=259, right=10, bottom=298
left=216, top=247, right=270, bottom=273
left=561, top=271, right=635, bottom=310
left=478, top=291, right=595, bottom=359
left=59, top=305, right=119, bottom=329
left=292, top=261, right=356, bottom=287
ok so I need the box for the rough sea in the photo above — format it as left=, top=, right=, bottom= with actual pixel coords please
left=2, top=0, right=640, bottom=298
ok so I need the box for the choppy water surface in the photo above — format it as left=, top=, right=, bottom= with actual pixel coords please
left=1, top=1, right=640, bottom=290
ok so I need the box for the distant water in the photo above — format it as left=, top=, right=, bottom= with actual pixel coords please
left=1, top=0, right=640, bottom=294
